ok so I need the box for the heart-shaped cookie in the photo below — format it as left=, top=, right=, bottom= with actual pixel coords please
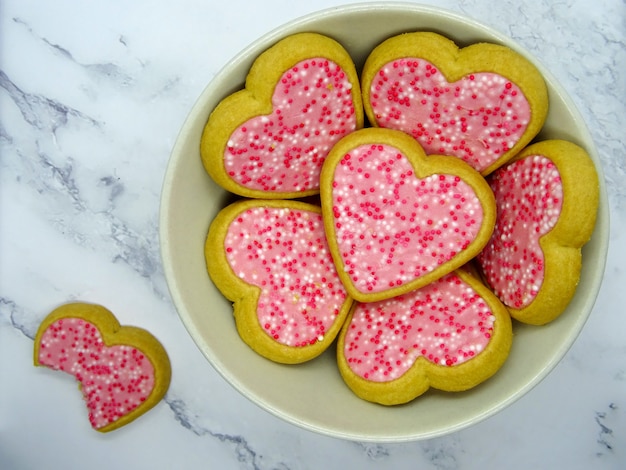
left=361, top=32, right=548, bottom=175
left=320, top=128, right=496, bottom=303
left=34, top=303, right=171, bottom=432
left=206, top=199, right=353, bottom=363
left=337, top=269, right=512, bottom=405
left=201, top=32, right=363, bottom=199
left=476, top=140, right=599, bottom=325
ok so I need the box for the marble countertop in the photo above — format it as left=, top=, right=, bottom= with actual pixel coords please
left=1, top=0, right=624, bottom=468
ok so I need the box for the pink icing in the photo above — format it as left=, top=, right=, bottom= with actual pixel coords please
left=225, top=58, right=358, bottom=192
left=344, top=272, right=495, bottom=381
left=224, top=206, right=348, bottom=346
left=331, top=143, right=483, bottom=294
left=478, top=154, right=563, bottom=308
left=37, top=318, right=155, bottom=429
left=369, top=59, right=531, bottom=172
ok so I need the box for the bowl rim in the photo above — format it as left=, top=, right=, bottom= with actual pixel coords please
left=160, top=1, right=610, bottom=441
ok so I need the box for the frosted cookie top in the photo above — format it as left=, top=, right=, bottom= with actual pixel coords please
left=330, top=143, right=483, bottom=293
left=224, top=58, right=358, bottom=193
left=361, top=32, right=548, bottom=175
left=206, top=199, right=353, bottom=364
left=344, top=272, right=496, bottom=382
left=336, top=269, right=513, bottom=405
left=202, top=32, right=363, bottom=199
left=478, top=154, right=563, bottom=309
left=38, top=317, right=156, bottom=430
left=476, top=140, right=599, bottom=325
left=224, top=204, right=348, bottom=347
left=369, top=61, right=530, bottom=172
left=320, top=128, right=496, bottom=303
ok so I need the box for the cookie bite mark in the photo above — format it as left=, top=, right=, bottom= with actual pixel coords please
left=34, top=303, right=171, bottom=433
left=476, top=140, right=599, bottom=325
left=361, top=32, right=548, bottom=175
left=202, top=33, right=363, bottom=199
left=337, top=269, right=512, bottom=405
left=38, top=318, right=154, bottom=429
left=320, top=128, right=496, bottom=303
left=206, top=199, right=353, bottom=364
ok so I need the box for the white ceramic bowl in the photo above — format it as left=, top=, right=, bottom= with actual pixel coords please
left=160, top=2, right=609, bottom=441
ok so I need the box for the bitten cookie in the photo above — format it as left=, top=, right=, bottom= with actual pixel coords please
left=320, top=127, right=496, bottom=303
left=337, top=268, right=513, bottom=405
left=34, top=303, right=171, bottom=432
left=361, top=32, right=548, bottom=175
left=201, top=32, right=364, bottom=199
left=476, top=140, right=599, bottom=325
left=205, top=199, right=353, bottom=363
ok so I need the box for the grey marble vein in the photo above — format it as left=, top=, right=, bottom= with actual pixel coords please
left=353, top=442, right=391, bottom=460
left=3, top=145, right=166, bottom=301
left=595, top=403, right=618, bottom=456
left=419, top=435, right=463, bottom=470
left=13, top=17, right=134, bottom=87
left=0, top=297, right=37, bottom=339
left=166, top=397, right=290, bottom=470
left=0, top=22, right=177, bottom=302
left=0, top=69, right=100, bottom=133
left=0, top=121, right=12, bottom=144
